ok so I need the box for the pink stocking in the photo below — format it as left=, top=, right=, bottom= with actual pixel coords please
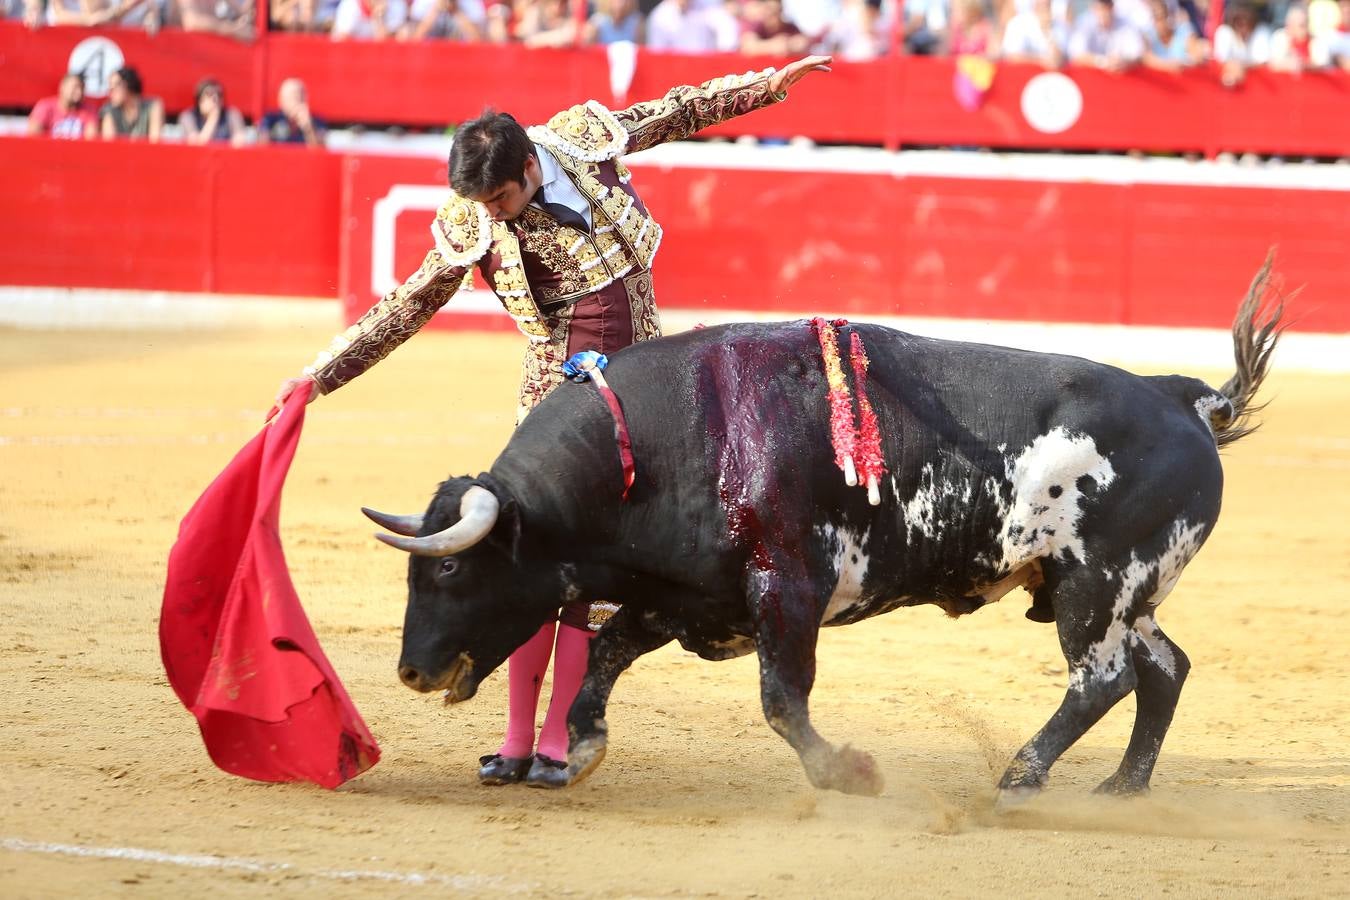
left=496, top=622, right=556, bottom=758
left=534, top=623, right=594, bottom=762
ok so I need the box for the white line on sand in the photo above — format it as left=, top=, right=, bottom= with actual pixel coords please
left=0, top=836, right=534, bottom=892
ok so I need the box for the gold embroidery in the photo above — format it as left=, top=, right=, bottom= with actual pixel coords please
left=432, top=195, right=492, bottom=266
left=612, top=68, right=778, bottom=155
left=623, top=271, right=663, bottom=343
left=306, top=249, right=465, bottom=393
left=516, top=304, right=575, bottom=422
left=526, top=101, right=628, bottom=163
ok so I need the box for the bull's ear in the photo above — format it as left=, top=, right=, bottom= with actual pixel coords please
left=486, top=497, right=523, bottom=562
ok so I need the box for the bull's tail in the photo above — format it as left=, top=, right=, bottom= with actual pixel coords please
left=1212, top=252, right=1289, bottom=448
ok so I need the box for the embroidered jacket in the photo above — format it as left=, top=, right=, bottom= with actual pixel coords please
left=304, top=68, right=785, bottom=395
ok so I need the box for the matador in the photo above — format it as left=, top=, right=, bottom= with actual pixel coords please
left=275, top=54, right=833, bottom=790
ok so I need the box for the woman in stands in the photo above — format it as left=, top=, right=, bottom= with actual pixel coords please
left=99, top=66, right=164, bottom=142
left=179, top=78, right=248, bottom=147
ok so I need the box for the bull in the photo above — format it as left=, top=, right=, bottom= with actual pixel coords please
left=368, top=262, right=1284, bottom=802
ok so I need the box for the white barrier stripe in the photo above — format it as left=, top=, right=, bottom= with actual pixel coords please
left=0, top=836, right=532, bottom=892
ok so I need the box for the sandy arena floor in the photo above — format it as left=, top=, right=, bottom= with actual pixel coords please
left=1, top=323, right=1348, bottom=898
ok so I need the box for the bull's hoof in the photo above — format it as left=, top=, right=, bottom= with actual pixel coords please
left=995, top=761, right=1047, bottom=808
left=994, top=783, right=1043, bottom=810
left=524, top=754, right=571, bottom=790
left=1093, top=771, right=1151, bottom=797
left=567, top=736, right=608, bottom=786
left=812, top=745, right=884, bottom=796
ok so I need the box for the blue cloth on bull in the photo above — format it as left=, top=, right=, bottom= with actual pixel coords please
left=563, top=350, right=609, bottom=383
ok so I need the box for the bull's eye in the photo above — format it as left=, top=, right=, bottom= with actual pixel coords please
left=438, top=557, right=461, bottom=578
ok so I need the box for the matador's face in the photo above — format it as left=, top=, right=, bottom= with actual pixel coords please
left=472, top=154, right=542, bottom=223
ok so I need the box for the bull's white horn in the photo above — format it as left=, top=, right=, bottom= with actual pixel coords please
left=361, top=507, right=424, bottom=536
left=374, top=486, right=499, bottom=557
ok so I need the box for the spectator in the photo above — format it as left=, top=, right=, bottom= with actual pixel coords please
left=99, top=66, right=164, bottom=142
left=585, top=0, right=644, bottom=44
left=903, top=0, right=950, bottom=54
left=1001, top=0, right=1068, bottom=65
left=482, top=0, right=511, bottom=41
left=740, top=0, right=812, bottom=55
left=817, top=0, right=887, bottom=61
left=258, top=78, right=326, bottom=146
left=1142, top=0, right=1204, bottom=69
left=1068, top=0, right=1146, bottom=70
left=647, top=0, right=739, bottom=53
left=1213, top=4, right=1273, bottom=62
left=1269, top=3, right=1317, bottom=69
left=179, top=78, right=249, bottom=146
left=27, top=73, right=98, bottom=140
left=270, top=0, right=316, bottom=31
left=515, top=0, right=580, bottom=46
left=1317, top=0, right=1350, bottom=68
left=47, top=0, right=164, bottom=30
left=172, top=0, right=254, bottom=38
left=331, top=0, right=409, bottom=39
left=947, top=0, right=997, bottom=55
left=408, top=0, right=485, bottom=39
left=782, top=0, right=843, bottom=43
left=1307, top=0, right=1339, bottom=37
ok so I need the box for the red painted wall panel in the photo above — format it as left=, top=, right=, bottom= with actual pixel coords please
left=0, top=138, right=340, bottom=297
left=3, top=136, right=1346, bottom=332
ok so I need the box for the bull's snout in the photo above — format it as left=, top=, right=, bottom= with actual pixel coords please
left=399, top=664, right=433, bottom=692
left=397, top=652, right=476, bottom=699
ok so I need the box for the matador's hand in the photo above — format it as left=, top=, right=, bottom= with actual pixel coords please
left=768, top=55, right=833, bottom=96
left=274, top=375, right=319, bottom=411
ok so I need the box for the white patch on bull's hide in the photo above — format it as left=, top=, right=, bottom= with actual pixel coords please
left=1133, top=615, right=1178, bottom=680
left=989, top=428, right=1116, bottom=574
left=1193, top=394, right=1231, bottom=432
left=897, top=465, right=979, bottom=542
left=819, top=524, right=871, bottom=625
left=1072, top=518, right=1206, bottom=689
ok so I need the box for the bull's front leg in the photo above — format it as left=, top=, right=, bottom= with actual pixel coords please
left=566, top=605, right=672, bottom=786
left=749, top=566, right=883, bottom=797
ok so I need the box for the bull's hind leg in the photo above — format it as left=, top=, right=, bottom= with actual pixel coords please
left=1095, top=615, right=1190, bottom=796
left=566, top=605, right=672, bottom=786
left=748, top=566, right=883, bottom=796
left=997, top=571, right=1139, bottom=805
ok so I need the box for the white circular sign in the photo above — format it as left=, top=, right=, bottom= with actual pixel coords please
left=68, top=37, right=126, bottom=99
left=1020, top=72, right=1083, bottom=135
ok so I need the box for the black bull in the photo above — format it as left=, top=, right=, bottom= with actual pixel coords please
left=371, top=268, right=1283, bottom=801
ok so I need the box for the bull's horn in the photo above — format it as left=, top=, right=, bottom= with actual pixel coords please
left=374, top=486, right=499, bottom=557
left=361, top=507, right=424, bottom=536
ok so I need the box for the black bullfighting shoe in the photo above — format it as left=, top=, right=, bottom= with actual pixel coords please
left=478, top=754, right=531, bottom=786
left=524, top=754, right=571, bottom=789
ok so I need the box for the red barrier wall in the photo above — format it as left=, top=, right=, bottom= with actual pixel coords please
left=6, top=22, right=1350, bottom=158
left=3, top=136, right=1347, bottom=332
left=0, top=138, right=340, bottom=297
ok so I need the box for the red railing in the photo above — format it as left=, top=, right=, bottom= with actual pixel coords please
left=5, top=21, right=1350, bottom=157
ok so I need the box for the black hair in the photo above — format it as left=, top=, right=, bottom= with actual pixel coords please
left=448, top=110, right=534, bottom=199
left=194, top=78, right=224, bottom=112
left=115, top=66, right=144, bottom=97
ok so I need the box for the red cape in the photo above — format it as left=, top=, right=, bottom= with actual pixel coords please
left=160, top=383, right=380, bottom=788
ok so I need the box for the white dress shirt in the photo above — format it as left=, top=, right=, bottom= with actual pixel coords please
left=531, top=143, right=594, bottom=231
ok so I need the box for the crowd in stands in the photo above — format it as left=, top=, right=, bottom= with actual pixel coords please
left=13, top=0, right=1350, bottom=149
left=8, top=0, right=1350, bottom=73
left=27, top=66, right=328, bottom=145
